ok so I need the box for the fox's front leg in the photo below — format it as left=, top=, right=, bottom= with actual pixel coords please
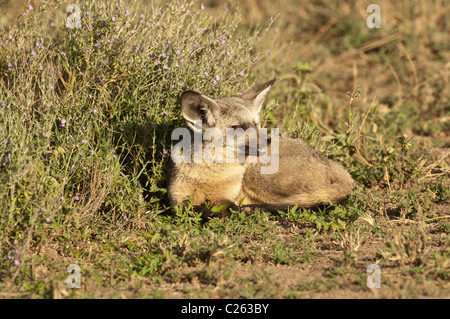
left=169, top=183, right=232, bottom=218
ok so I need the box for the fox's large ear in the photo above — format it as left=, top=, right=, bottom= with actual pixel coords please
left=180, top=91, right=218, bottom=128
left=242, top=78, right=276, bottom=111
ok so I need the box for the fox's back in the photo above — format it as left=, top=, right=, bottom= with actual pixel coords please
left=239, top=138, right=353, bottom=207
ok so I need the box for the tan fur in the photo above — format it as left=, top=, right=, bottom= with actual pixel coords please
left=167, top=79, right=353, bottom=212
left=238, top=138, right=353, bottom=210
left=168, top=161, right=245, bottom=206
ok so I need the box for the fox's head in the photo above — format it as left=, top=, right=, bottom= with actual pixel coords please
left=179, top=79, right=275, bottom=158
left=180, top=78, right=275, bottom=133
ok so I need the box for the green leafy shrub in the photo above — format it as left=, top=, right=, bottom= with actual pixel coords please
left=0, top=0, right=266, bottom=280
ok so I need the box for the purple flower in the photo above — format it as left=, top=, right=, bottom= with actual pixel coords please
left=74, top=195, right=80, bottom=201
left=175, top=50, right=180, bottom=54
left=40, top=208, right=45, bottom=212
left=50, top=22, right=55, bottom=27
left=126, top=10, right=130, bottom=15
left=112, top=16, right=116, bottom=22
left=45, top=217, right=51, bottom=222
left=213, top=80, right=218, bottom=86
left=14, top=260, right=20, bottom=265
left=39, top=66, right=43, bottom=71
left=163, top=149, right=168, bottom=154
left=200, top=3, right=205, bottom=9
left=239, top=72, right=245, bottom=77
left=92, top=108, right=97, bottom=114
left=7, top=255, right=12, bottom=260
left=50, top=86, right=54, bottom=91
left=163, top=110, right=168, bottom=115
left=163, top=65, right=168, bottom=70
left=205, top=71, right=208, bottom=77
left=81, top=139, right=88, bottom=144
left=1, top=102, right=6, bottom=107
left=8, top=34, right=12, bottom=40
left=226, top=51, right=231, bottom=56
left=82, top=126, right=86, bottom=130
left=5, top=153, right=11, bottom=165
left=28, top=5, right=33, bottom=10
left=31, top=50, right=36, bottom=56
left=216, top=75, right=220, bottom=81
left=60, top=119, right=66, bottom=127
